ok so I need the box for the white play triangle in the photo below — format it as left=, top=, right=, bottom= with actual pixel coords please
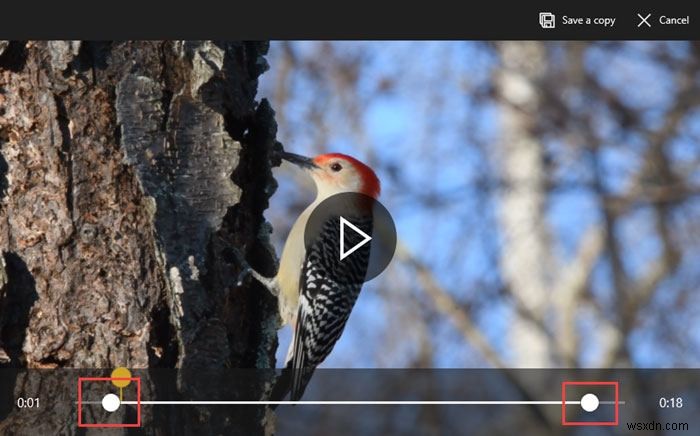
left=339, top=216, right=372, bottom=261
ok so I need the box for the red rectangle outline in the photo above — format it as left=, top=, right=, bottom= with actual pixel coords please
left=77, top=377, right=141, bottom=428
left=561, top=381, right=619, bottom=426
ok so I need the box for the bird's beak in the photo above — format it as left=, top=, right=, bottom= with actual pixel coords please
left=279, top=151, right=319, bottom=170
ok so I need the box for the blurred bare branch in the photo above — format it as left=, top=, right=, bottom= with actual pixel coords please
left=394, top=241, right=507, bottom=369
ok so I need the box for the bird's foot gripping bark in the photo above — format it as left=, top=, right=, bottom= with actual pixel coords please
left=232, top=247, right=280, bottom=297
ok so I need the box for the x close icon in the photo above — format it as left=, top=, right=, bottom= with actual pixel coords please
left=638, top=13, right=652, bottom=27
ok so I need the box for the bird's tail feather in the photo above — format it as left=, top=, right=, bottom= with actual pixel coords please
left=268, top=362, right=316, bottom=410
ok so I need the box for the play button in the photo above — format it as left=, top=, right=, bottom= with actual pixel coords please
left=304, top=192, right=396, bottom=283
left=340, top=216, right=372, bottom=260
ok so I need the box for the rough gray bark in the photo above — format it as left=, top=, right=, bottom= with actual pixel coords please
left=0, top=41, right=279, bottom=434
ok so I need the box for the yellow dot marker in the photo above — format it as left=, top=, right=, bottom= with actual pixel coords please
left=111, top=367, right=132, bottom=388
left=111, top=367, right=131, bottom=401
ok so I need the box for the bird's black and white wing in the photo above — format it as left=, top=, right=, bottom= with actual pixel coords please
left=288, top=215, right=372, bottom=401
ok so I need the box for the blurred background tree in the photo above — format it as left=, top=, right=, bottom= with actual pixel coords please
left=260, top=41, right=700, bottom=370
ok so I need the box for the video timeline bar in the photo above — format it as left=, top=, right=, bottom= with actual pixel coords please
left=2, top=368, right=699, bottom=433
left=76, top=376, right=622, bottom=429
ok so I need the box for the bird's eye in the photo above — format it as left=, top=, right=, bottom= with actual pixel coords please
left=330, top=162, right=342, bottom=172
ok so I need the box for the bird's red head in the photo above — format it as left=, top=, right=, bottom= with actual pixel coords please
left=312, top=153, right=381, bottom=199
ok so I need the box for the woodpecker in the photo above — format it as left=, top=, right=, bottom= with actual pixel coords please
left=249, top=150, right=380, bottom=402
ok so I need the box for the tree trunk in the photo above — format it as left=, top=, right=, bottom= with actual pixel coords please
left=494, top=41, right=553, bottom=367
left=0, top=41, right=279, bottom=434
